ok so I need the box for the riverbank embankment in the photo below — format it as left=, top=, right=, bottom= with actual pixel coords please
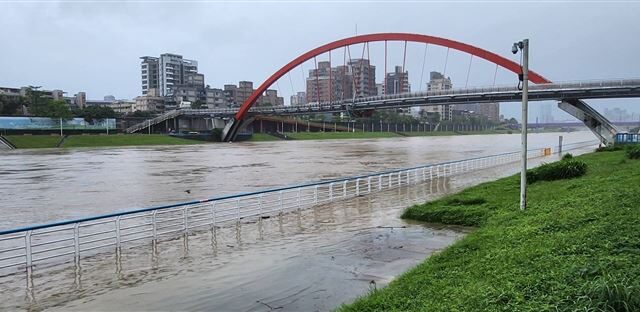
left=341, top=149, right=640, bottom=311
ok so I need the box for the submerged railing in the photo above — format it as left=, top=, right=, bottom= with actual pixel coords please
left=0, top=140, right=597, bottom=278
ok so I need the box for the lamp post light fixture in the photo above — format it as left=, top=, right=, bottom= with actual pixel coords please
left=512, top=39, right=529, bottom=210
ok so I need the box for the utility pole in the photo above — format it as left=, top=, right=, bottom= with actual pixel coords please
left=513, top=39, right=529, bottom=210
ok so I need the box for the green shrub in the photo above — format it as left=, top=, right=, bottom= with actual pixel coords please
left=562, top=153, right=574, bottom=160
left=626, top=146, right=640, bottom=159
left=596, top=145, right=624, bottom=152
left=527, top=159, right=587, bottom=183
left=581, top=278, right=640, bottom=312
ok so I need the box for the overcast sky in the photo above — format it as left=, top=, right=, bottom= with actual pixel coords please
left=1, top=0, right=639, bottom=121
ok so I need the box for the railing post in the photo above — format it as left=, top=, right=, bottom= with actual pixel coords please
left=211, top=202, right=217, bottom=228
left=73, top=223, right=80, bottom=262
left=314, top=185, right=318, bottom=204
left=183, top=206, right=188, bottom=233
left=258, top=195, right=263, bottom=217
left=25, top=230, right=32, bottom=269
left=297, top=188, right=301, bottom=209
left=329, top=183, right=333, bottom=201
left=388, top=173, right=392, bottom=188
left=378, top=175, right=382, bottom=190
left=406, top=170, right=410, bottom=185
left=398, top=171, right=402, bottom=186
left=367, top=177, right=372, bottom=193
left=343, top=181, right=347, bottom=197
left=430, top=166, right=433, bottom=180
left=279, top=190, right=283, bottom=212
left=115, top=216, right=121, bottom=250
left=152, top=210, right=157, bottom=240
left=356, top=179, right=360, bottom=196
left=236, top=199, right=241, bottom=221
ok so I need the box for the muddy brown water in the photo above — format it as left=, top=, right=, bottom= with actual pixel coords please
left=0, top=132, right=597, bottom=311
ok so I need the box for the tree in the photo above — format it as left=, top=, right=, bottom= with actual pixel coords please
left=0, top=95, right=27, bottom=115
left=29, top=99, right=73, bottom=119
left=77, top=105, right=116, bottom=123
left=190, top=100, right=205, bottom=109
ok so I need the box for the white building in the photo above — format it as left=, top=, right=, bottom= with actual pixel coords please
left=423, top=71, right=453, bottom=121
left=140, top=54, right=199, bottom=97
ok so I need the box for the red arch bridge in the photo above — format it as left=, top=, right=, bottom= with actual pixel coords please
left=126, top=33, right=640, bottom=145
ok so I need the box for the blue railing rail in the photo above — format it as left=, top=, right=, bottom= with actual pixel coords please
left=0, top=139, right=596, bottom=236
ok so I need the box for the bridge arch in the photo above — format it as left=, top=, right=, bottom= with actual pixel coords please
left=234, top=32, right=551, bottom=121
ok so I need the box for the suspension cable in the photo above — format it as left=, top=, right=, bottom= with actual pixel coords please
left=314, top=56, right=320, bottom=104
left=384, top=40, right=387, bottom=95
left=358, top=42, right=367, bottom=97
left=287, top=72, right=294, bottom=97
left=465, top=55, right=473, bottom=88
left=301, top=63, right=306, bottom=103
left=342, top=46, right=347, bottom=101
left=419, top=43, right=428, bottom=92
left=443, top=47, right=450, bottom=77
left=400, top=40, right=407, bottom=93
left=328, top=50, right=332, bottom=104
left=347, top=45, right=357, bottom=100
left=492, top=63, right=498, bottom=86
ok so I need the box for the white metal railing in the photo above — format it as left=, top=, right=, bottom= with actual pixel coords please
left=0, top=140, right=597, bottom=277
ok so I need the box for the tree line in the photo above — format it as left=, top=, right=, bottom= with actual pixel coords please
left=0, top=89, right=121, bottom=123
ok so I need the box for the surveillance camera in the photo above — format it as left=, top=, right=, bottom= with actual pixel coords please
left=511, top=43, right=519, bottom=54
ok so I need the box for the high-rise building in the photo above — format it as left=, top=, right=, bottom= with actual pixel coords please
left=204, top=88, right=226, bottom=109
left=290, top=92, right=307, bottom=106
left=306, top=61, right=353, bottom=103
left=476, top=103, right=500, bottom=122
left=384, top=66, right=410, bottom=95
left=348, top=59, right=377, bottom=98
left=223, top=81, right=284, bottom=107
left=464, top=103, right=500, bottom=122
left=140, top=54, right=199, bottom=97
left=423, top=71, right=453, bottom=121
left=74, top=92, right=86, bottom=109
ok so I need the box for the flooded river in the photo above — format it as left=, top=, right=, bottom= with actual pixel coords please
left=0, top=132, right=597, bottom=311
left=0, top=131, right=594, bottom=229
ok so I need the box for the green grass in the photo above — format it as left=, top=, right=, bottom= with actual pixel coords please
left=4, top=134, right=205, bottom=148
left=284, top=131, right=401, bottom=140
left=4, top=135, right=62, bottom=148
left=399, top=129, right=515, bottom=137
left=61, top=134, right=204, bottom=147
left=248, top=133, right=281, bottom=141
left=341, top=150, right=640, bottom=311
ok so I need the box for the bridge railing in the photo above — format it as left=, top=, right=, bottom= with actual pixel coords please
left=0, top=139, right=597, bottom=277
left=126, top=79, right=640, bottom=121
left=244, top=78, right=640, bottom=113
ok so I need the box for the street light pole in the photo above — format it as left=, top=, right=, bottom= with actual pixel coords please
left=513, top=39, right=530, bottom=210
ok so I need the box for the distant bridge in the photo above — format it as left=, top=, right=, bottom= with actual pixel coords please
left=127, top=79, right=640, bottom=142
left=127, top=32, right=640, bottom=144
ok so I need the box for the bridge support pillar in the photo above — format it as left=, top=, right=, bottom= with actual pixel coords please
left=222, top=117, right=255, bottom=142
left=558, top=99, right=618, bottom=145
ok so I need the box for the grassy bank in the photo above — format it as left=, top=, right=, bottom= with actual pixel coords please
left=399, top=129, right=514, bottom=137
left=5, top=134, right=204, bottom=148
left=341, top=150, right=640, bottom=311
left=248, top=133, right=281, bottom=142
left=283, top=131, right=401, bottom=140
left=4, top=135, right=62, bottom=148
